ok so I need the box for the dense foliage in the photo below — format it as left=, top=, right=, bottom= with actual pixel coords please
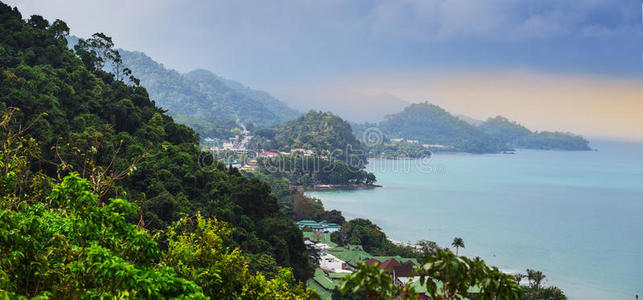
left=0, top=109, right=314, bottom=298
left=514, top=131, right=590, bottom=151
left=91, top=46, right=300, bottom=139
left=480, top=116, right=590, bottom=151
left=0, top=4, right=312, bottom=280
left=479, top=116, right=532, bottom=145
left=379, top=102, right=507, bottom=153
left=337, top=249, right=524, bottom=300
left=244, top=172, right=347, bottom=223
left=331, top=219, right=423, bottom=259
left=255, top=156, right=376, bottom=186
left=252, top=110, right=368, bottom=165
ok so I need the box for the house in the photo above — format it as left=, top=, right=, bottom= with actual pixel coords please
left=222, top=141, right=235, bottom=150
left=319, top=253, right=351, bottom=273
left=365, top=258, right=416, bottom=282
left=296, top=220, right=342, bottom=233
left=258, top=151, right=279, bottom=158
left=422, top=144, right=448, bottom=149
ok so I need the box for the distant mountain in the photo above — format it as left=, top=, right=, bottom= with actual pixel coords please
left=480, top=116, right=591, bottom=150
left=117, top=50, right=299, bottom=138
left=374, top=103, right=591, bottom=153
left=379, top=102, right=507, bottom=153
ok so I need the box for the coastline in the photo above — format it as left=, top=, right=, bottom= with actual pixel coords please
left=300, top=184, right=382, bottom=191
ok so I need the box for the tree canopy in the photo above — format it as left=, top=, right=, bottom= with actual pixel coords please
left=0, top=3, right=312, bottom=279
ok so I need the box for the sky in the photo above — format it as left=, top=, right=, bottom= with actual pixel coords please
left=6, top=0, right=643, bottom=140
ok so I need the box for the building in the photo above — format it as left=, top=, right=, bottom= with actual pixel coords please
left=258, top=151, right=279, bottom=158
left=296, top=220, right=342, bottom=233
left=422, top=144, right=449, bottom=149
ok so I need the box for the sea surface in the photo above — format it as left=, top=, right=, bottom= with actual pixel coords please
left=307, top=140, right=643, bottom=300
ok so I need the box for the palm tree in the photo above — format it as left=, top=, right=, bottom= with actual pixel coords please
left=451, top=237, right=465, bottom=255
left=526, top=269, right=546, bottom=289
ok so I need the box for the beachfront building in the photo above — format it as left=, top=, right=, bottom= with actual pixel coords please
left=296, top=220, right=342, bottom=233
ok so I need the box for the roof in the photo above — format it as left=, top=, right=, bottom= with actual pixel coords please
left=370, top=255, right=418, bottom=266
left=326, top=245, right=372, bottom=266
left=364, top=258, right=380, bottom=266
left=379, top=258, right=403, bottom=271
left=302, top=232, right=337, bottom=248
left=406, top=279, right=481, bottom=297
left=312, top=268, right=339, bottom=290
left=307, top=279, right=333, bottom=300
left=297, top=220, right=342, bottom=230
left=328, top=272, right=350, bottom=279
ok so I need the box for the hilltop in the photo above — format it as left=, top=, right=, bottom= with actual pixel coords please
left=379, top=102, right=507, bottom=153
left=69, top=44, right=300, bottom=139
left=480, top=116, right=591, bottom=151
left=366, top=102, right=590, bottom=153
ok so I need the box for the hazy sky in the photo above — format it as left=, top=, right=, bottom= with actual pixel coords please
left=7, top=0, right=643, bottom=140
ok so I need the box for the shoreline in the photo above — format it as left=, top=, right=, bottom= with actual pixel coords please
left=300, top=184, right=382, bottom=191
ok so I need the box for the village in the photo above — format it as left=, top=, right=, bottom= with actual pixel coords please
left=296, top=220, right=481, bottom=299
left=204, top=129, right=328, bottom=172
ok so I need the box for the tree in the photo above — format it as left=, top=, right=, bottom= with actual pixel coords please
left=417, top=249, right=522, bottom=300
left=49, top=19, right=70, bottom=39
left=293, top=192, right=314, bottom=220
left=339, top=262, right=418, bottom=300
left=526, top=269, right=546, bottom=289
left=416, top=240, right=440, bottom=257
left=451, top=237, right=465, bottom=255
left=0, top=4, right=313, bottom=282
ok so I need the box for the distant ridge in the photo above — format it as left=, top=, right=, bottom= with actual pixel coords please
left=362, top=102, right=590, bottom=153
left=117, top=50, right=300, bottom=138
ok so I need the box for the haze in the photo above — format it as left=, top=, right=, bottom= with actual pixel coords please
left=8, top=0, right=643, bottom=140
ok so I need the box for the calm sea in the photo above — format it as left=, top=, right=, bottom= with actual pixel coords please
left=307, top=140, right=643, bottom=300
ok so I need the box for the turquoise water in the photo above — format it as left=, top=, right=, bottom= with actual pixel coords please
left=307, top=140, right=643, bottom=299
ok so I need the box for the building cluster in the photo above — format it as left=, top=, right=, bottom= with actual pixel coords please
left=296, top=220, right=342, bottom=233
left=302, top=229, right=483, bottom=299
left=210, top=134, right=253, bottom=154
left=389, top=138, right=452, bottom=150
left=302, top=231, right=438, bottom=299
left=257, top=147, right=317, bottom=158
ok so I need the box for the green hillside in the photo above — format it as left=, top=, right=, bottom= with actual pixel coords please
left=253, top=110, right=369, bottom=164
left=113, top=49, right=299, bottom=139
left=0, top=4, right=311, bottom=286
left=480, top=116, right=591, bottom=150
left=379, top=102, right=507, bottom=153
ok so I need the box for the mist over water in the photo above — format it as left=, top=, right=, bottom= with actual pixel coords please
left=308, top=140, right=643, bottom=300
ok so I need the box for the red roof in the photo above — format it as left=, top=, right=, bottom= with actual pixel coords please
left=364, top=258, right=381, bottom=266
left=379, top=258, right=403, bottom=271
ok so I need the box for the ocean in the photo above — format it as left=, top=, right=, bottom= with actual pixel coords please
left=307, top=140, right=643, bottom=299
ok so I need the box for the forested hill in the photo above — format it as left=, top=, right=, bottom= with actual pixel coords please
left=479, top=116, right=591, bottom=150
left=376, top=102, right=590, bottom=153
left=102, top=47, right=299, bottom=139
left=0, top=3, right=311, bottom=283
left=379, top=102, right=508, bottom=153
left=252, top=110, right=369, bottom=164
